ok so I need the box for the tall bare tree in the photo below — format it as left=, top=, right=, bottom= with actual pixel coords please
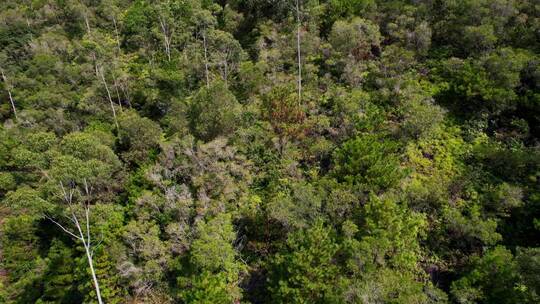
left=46, top=180, right=104, bottom=304
left=112, top=15, right=121, bottom=54
left=159, top=16, right=172, bottom=61
left=295, top=0, right=302, bottom=104
left=0, top=67, right=18, bottom=120
left=202, top=29, right=210, bottom=88
left=104, top=8, right=130, bottom=109
left=194, top=9, right=216, bottom=88
left=84, top=14, right=100, bottom=78
left=158, top=15, right=173, bottom=62
left=111, top=70, right=123, bottom=111
left=98, top=66, right=120, bottom=129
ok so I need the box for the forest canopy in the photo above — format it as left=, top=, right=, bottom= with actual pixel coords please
left=0, top=0, right=539, bottom=303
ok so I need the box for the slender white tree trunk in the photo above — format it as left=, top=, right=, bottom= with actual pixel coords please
left=84, top=15, right=100, bottom=78
left=224, top=60, right=228, bottom=87
left=159, top=17, right=172, bottom=61
left=26, top=16, right=33, bottom=40
left=112, top=16, right=121, bottom=54
left=110, top=17, right=126, bottom=111
left=295, top=0, right=302, bottom=104
left=47, top=181, right=104, bottom=304
left=6, top=90, right=16, bottom=119
left=85, top=14, right=91, bottom=33
left=119, top=81, right=132, bottom=108
left=99, top=67, right=120, bottom=129
left=202, top=31, right=210, bottom=88
left=111, top=71, right=123, bottom=112
left=81, top=235, right=103, bottom=304
left=73, top=208, right=103, bottom=304
left=1, top=68, right=18, bottom=120
left=85, top=247, right=103, bottom=304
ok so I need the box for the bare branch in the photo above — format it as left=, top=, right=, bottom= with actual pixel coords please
left=91, top=231, right=105, bottom=258
left=46, top=215, right=82, bottom=240
left=61, top=213, right=78, bottom=226
left=0, top=67, right=18, bottom=120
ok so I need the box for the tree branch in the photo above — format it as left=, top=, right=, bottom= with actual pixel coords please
left=46, top=215, right=82, bottom=240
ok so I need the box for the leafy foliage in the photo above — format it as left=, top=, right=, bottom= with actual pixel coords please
left=0, top=0, right=539, bottom=303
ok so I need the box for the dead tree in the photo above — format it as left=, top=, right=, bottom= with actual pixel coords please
left=111, top=71, right=123, bottom=112
left=112, top=15, right=121, bottom=54
left=202, top=30, right=210, bottom=88
left=158, top=15, right=173, bottom=62
left=46, top=180, right=104, bottom=304
left=98, top=66, right=120, bottom=129
left=295, top=0, right=302, bottom=104
left=84, top=14, right=100, bottom=78
left=0, top=67, right=18, bottom=120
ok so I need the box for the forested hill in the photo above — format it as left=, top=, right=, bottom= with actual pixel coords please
left=1, top=0, right=539, bottom=303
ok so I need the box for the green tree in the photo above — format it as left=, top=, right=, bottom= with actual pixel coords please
left=261, top=84, right=306, bottom=155
left=37, top=240, right=80, bottom=304
left=268, top=219, right=342, bottom=303
left=332, top=134, right=404, bottom=191
left=188, top=81, right=241, bottom=141
left=178, top=213, right=244, bottom=303
left=451, top=246, right=526, bottom=304
left=117, top=111, right=162, bottom=165
left=1, top=214, right=44, bottom=303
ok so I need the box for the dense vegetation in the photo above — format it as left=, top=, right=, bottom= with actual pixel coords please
left=0, top=0, right=539, bottom=303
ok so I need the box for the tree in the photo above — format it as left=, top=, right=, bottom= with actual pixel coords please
left=207, top=29, right=245, bottom=86
left=38, top=239, right=80, bottom=304
left=1, top=0, right=540, bottom=302
left=295, top=0, right=302, bottom=104
left=340, top=195, right=435, bottom=303
left=45, top=180, right=104, bottom=304
left=0, top=66, right=18, bottom=120
left=148, top=135, right=253, bottom=219
left=515, top=247, right=540, bottom=302
left=178, top=214, right=244, bottom=303
left=329, top=17, right=381, bottom=60
left=268, top=219, right=342, bottom=303
left=332, top=134, right=404, bottom=192
left=120, top=220, right=169, bottom=299
left=187, top=81, right=241, bottom=141
left=328, top=17, right=381, bottom=86
left=451, top=247, right=526, bottom=304
left=80, top=247, right=124, bottom=304
left=193, top=8, right=218, bottom=88
left=0, top=214, right=44, bottom=303
left=261, top=84, right=306, bottom=155
left=356, top=194, right=427, bottom=272
left=267, top=181, right=323, bottom=229
left=98, top=66, right=120, bottom=129
left=117, top=110, right=162, bottom=165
